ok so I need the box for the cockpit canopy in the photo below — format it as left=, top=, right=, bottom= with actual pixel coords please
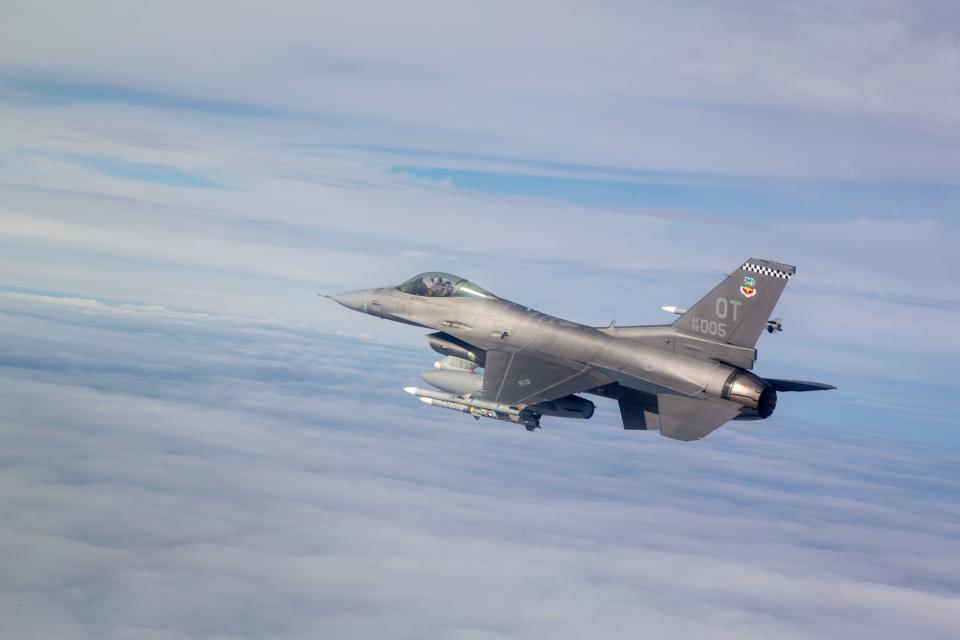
left=396, top=272, right=495, bottom=299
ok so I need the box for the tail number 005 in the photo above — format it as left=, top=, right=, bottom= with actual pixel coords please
left=689, top=299, right=741, bottom=337
left=690, top=316, right=727, bottom=338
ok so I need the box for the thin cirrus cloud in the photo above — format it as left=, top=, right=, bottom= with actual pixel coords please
left=1, top=293, right=959, bottom=640
left=3, top=1, right=960, bottom=179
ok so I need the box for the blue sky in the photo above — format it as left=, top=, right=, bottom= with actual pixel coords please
left=1, top=1, right=959, bottom=637
left=30, top=151, right=225, bottom=189
left=389, top=162, right=960, bottom=221
left=0, top=69, right=283, bottom=117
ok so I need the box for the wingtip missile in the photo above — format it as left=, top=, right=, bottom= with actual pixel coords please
left=661, top=306, right=688, bottom=315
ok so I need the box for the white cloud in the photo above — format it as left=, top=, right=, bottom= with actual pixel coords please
left=1, top=293, right=959, bottom=639
left=2, top=1, right=960, bottom=179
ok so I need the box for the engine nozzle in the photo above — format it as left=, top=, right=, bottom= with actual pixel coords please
left=722, top=371, right=777, bottom=419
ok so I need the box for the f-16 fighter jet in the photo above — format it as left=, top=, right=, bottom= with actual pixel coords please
left=327, top=259, right=834, bottom=441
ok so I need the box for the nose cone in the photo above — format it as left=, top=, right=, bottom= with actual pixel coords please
left=330, top=289, right=374, bottom=312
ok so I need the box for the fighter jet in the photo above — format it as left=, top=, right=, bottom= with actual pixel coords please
left=327, top=258, right=834, bottom=441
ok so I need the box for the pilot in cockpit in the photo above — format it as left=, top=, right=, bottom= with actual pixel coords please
left=427, top=275, right=454, bottom=297
left=409, top=276, right=429, bottom=296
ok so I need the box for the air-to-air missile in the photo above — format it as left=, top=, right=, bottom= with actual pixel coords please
left=404, top=375, right=595, bottom=431
left=403, top=385, right=530, bottom=428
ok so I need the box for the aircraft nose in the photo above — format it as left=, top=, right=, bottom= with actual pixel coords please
left=330, top=289, right=374, bottom=312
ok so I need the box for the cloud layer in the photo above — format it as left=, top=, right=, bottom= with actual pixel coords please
left=1, top=293, right=959, bottom=639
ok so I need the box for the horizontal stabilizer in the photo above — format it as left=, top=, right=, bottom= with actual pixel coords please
left=657, top=394, right=742, bottom=441
left=764, top=378, right=836, bottom=392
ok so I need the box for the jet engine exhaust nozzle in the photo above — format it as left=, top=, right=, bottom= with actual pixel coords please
left=723, top=371, right=777, bottom=419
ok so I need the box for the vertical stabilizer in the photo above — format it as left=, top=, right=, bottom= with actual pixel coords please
left=673, top=259, right=795, bottom=349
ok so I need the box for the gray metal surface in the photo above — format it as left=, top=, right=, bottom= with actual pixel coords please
left=328, top=258, right=834, bottom=441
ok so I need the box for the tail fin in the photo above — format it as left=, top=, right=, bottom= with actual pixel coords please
left=673, top=258, right=795, bottom=349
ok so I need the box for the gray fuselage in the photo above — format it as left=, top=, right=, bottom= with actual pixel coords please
left=351, top=287, right=746, bottom=401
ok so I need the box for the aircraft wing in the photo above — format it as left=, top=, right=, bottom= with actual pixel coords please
left=480, top=350, right=610, bottom=406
